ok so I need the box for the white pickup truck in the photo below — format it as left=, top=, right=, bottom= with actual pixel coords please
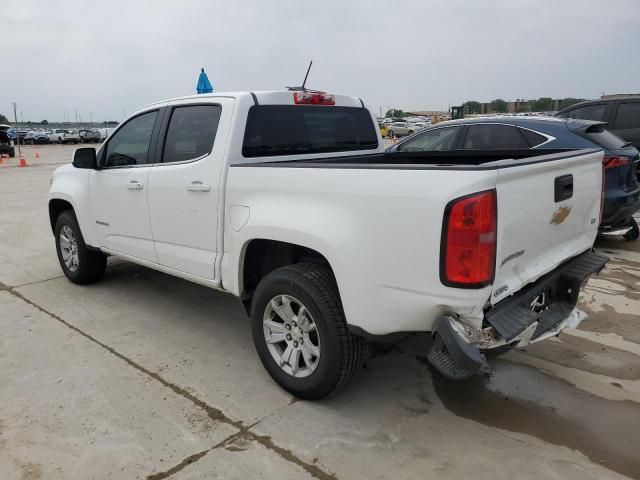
left=48, top=90, right=608, bottom=399
left=48, top=129, right=81, bottom=144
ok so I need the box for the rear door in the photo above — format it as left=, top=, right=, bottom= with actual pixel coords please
left=147, top=98, right=234, bottom=279
left=491, top=149, right=603, bottom=304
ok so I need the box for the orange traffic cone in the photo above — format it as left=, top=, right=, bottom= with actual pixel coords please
left=18, top=153, right=28, bottom=167
left=391, top=134, right=398, bottom=145
left=35, top=152, right=40, bottom=160
left=0, top=155, right=3, bottom=164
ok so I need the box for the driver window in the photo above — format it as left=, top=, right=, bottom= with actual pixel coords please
left=397, top=126, right=460, bottom=152
left=104, top=111, right=158, bottom=167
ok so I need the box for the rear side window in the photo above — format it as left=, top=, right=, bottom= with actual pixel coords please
left=579, top=125, right=628, bottom=150
left=559, top=104, right=606, bottom=121
left=613, top=102, right=640, bottom=130
left=462, top=124, right=529, bottom=149
left=519, top=128, right=548, bottom=147
left=242, top=106, right=378, bottom=157
left=162, top=105, right=222, bottom=163
left=397, top=126, right=461, bottom=152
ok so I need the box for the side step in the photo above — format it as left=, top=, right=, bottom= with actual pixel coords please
left=427, top=316, right=483, bottom=380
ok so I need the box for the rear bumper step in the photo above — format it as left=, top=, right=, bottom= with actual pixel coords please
left=485, top=251, right=608, bottom=342
left=427, top=251, right=608, bottom=379
left=428, top=316, right=483, bottom=380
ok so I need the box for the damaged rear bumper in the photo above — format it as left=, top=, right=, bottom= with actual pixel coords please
left=428, top=250, right=609, bottom=379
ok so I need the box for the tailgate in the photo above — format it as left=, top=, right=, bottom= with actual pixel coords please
left=491, top=149, right=603, bottom=304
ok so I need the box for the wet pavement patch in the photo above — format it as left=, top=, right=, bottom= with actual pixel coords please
left=431, top=359, right=640, bottom=479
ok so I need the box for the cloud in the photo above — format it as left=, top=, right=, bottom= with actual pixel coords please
left=4, top=0, right=639, bottom=120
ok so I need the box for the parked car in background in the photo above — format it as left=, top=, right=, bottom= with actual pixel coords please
left=24, top=130, right=50, bottom=145
left=15, top=129, right=28, bottom=143
left=48, top=129, right=80, bottom=144
left=557, top=96, right=640, bottom=149
left=79, top=129, right=101, bottom=143
left=97, top=127, right=115, bottom=141
left=388, top=116, right=640, bottom=240
left=0, top=124, right=16, bottom=157
left=387, top=121, right=419, bottom=137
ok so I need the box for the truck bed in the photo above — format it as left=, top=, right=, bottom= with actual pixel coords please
left=239, top=148, right=592, bottom=168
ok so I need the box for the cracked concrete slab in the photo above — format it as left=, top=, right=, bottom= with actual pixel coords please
left=168, top=434, right=317, bottom=480
left=251, top=345, right=633, bottom=480
left=14, top=265, right=294, bottom=426
left=0, top=290, right=238, bottom=480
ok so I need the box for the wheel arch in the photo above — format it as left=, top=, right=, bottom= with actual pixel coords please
left=238, top=238, right=336, bottom=315
left=49, top=198, right=74, bottom=233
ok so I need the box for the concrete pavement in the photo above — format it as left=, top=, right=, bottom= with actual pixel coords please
left=1, top=144, right=639, bottom=479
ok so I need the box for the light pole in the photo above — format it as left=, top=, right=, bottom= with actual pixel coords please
left=13, top=102, right=21, bottom=158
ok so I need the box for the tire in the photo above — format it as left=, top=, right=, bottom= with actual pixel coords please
left=251, top=263, right=365, bottom=400
left=54, top=210, right=107, bottom=284
left=624, top=217, right=639, bottom=241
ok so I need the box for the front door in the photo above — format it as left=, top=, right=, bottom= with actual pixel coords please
left=89, top=109, right=162, bottom=262
left=147, top=99, right=233, bottom=279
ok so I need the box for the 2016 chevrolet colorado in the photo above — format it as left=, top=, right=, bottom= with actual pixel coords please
left=48, top=90, right=608, bottom=399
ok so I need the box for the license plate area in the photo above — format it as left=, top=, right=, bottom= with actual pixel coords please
left=484, top=251, right=608, bottom=342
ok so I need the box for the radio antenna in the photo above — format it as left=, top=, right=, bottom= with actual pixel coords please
left=301, top=60, right=313, bottom=90
left=287, top=60, right=314, bottom=91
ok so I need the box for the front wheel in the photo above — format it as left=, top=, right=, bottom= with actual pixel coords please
left=624, top=217, right=639, bottom=241
left=251, top=264, right=365, bottom=400
left=55, top=210, right=107, bottom=284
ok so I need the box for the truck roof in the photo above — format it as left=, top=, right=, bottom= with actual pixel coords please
left=139, top=90, right=365, bottom=111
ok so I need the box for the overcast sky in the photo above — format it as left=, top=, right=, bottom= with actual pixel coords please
left=4, top=0, right=640, bottom=121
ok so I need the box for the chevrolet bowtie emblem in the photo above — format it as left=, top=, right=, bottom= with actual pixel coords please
left=550, top=206, right=571, bottom=225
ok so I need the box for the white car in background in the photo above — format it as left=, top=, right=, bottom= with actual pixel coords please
left=48, top=129, right=80, bottom=144
left=387, top=121, right=426, bottom=137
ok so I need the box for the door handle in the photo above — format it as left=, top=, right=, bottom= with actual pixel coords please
left=127, top=180, right=144, bottom=190
left=554, top=174, right=573, bottom=202
left=187, top=181, right=211, bottom=192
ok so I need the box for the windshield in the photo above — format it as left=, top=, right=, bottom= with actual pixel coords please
left=242, top=105, right=378, bottom=158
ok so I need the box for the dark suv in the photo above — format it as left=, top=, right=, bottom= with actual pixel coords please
left=388, top=116, right=640, bottom=240
left=0, top=125, right=15, bottom=158
left=557, top=96, right=640, bottom=149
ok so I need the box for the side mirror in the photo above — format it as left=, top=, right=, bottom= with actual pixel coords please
left=73, top=147, right=97, bottom=169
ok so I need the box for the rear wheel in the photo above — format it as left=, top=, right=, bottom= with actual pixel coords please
left=251, top=263, right=365, bottom=400
left=55, top=210, right=107, bottom=284
left=624, top=217, right=639, bottom=241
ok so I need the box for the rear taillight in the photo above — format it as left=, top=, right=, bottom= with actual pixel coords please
left=293, top=91, right=335, bottom=105
left=441, top=190, right=497, bottom=288
left=603, top=155, right=630, bottom=169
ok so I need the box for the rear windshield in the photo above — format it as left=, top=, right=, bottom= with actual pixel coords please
left=579, top=126, right=628, bottom=150
left=242, top=105, right=378, bottom=158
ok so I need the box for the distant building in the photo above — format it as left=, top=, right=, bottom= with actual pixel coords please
left=601, top=93, right=640, bottom=99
